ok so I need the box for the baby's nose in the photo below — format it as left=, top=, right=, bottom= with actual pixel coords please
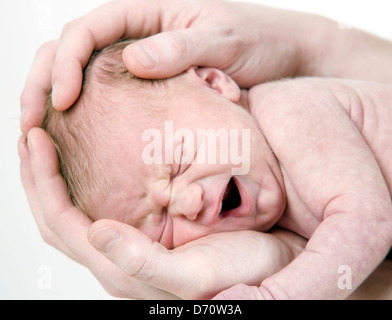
left=169, top=183, right=204, bottom=220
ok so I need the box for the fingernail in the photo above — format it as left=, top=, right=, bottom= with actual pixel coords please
left=128, top=44, right=159, bottom=68
left=89, top=226, right=120, bottom=254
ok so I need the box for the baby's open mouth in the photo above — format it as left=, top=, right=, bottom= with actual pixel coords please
left=220, top=178, right=241, bottom=216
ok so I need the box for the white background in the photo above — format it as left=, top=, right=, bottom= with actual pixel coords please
left=1, top=0, right=392, bottom=299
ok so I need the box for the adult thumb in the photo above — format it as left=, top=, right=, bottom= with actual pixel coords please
left=122, top=29, right=208, bottom=79
left=87, top=219, right=196, bottom=298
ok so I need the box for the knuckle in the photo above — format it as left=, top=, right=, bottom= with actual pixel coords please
left=122, top=255, right=147, bottom=279
left=19, top=114, right=31, bottom=136
left=164, top=31, right=190, bottom=57
left=120, top=243, right=155, bottom=281
left=61, top=18, right=81, bottom=36
left=43, top=214, right=56, bottom=232
left=39, top=228, right=57, bottom=247
left=37, top=40, right=57, bottom=56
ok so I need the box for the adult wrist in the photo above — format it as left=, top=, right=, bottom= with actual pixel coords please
left=292, top=13, right=340, bottom=78
left=296, top=14, right=392, bottom=82
left=251, top=6, right=335, bottom=80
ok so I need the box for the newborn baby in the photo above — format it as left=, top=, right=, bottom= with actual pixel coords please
left=43, top=40, right=392, bottom=299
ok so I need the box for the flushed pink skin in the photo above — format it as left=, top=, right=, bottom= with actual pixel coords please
left=86, top=63, right=392, bottom=299
left=87, top=67, right=286, bottom=249
left=216, top=78, right=392, bottom=300
left=18, top=0, right=392, bottom=301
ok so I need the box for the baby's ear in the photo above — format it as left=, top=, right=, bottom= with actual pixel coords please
left=189, top=67, right=241, bottom=102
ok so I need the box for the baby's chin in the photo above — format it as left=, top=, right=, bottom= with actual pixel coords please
left=255, top=187, right=286, bottom=230
left=169, top=216, right=276, bottom=249
left=235, top=89, right=251, bottom=112
left=232, top=174, right=285, bottom=233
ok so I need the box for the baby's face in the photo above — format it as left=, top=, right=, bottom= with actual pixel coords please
left=91, top=68, right=286, bottom=248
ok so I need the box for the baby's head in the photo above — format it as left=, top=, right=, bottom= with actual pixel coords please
left=43, top=40, right=286, bottom=248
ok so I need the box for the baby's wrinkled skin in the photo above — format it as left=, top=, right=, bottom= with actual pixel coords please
left=59, top=57, right=392, bottom=299
left=241, top=78, right=392, bottom=299
left=88, top=67, right=286, bottom=249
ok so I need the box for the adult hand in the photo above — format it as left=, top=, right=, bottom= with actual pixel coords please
left=21, top=0, right=320, bottom=134
left=19, top=128, right=175, bottom=299
left=21, top=0, right=392, bottom=135
left=88, top=220, right=305, bottom=299
left=19, top=0, right=309, bottom=299
left=19, top=128, right=305, bottom=299
left=20, top=0, right=392, bottom=299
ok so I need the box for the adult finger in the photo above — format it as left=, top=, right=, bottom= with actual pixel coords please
left=27, top=128, right=97, bottom=264
left=25, top=129, right=181, bottom=299
left=51, top=0, right=163, bottom=111
left=88, top=219, right=216, bottom=299
left=18, top=135, right=78, bottom=260
left=20, top=40, right=58, bottom=136
left=122, top=27, right=234, bottom=79
left=88, top=221, right=299, bottom=300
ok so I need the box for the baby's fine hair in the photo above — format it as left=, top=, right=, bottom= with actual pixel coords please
left=43, top=40, right=157, bottom=213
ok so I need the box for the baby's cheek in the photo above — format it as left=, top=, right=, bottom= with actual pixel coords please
left=134, top=212, right=168, bottom=243
left=138, top=223, right=165, bottom=244
left=255, top=179, right=286, bottom=230
left=170, top=221, right=204, bottom=248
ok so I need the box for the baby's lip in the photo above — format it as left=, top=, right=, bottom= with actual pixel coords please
left=232, top=177, right=253, bottom=217
left=218, top=177, right=253, bottom=219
